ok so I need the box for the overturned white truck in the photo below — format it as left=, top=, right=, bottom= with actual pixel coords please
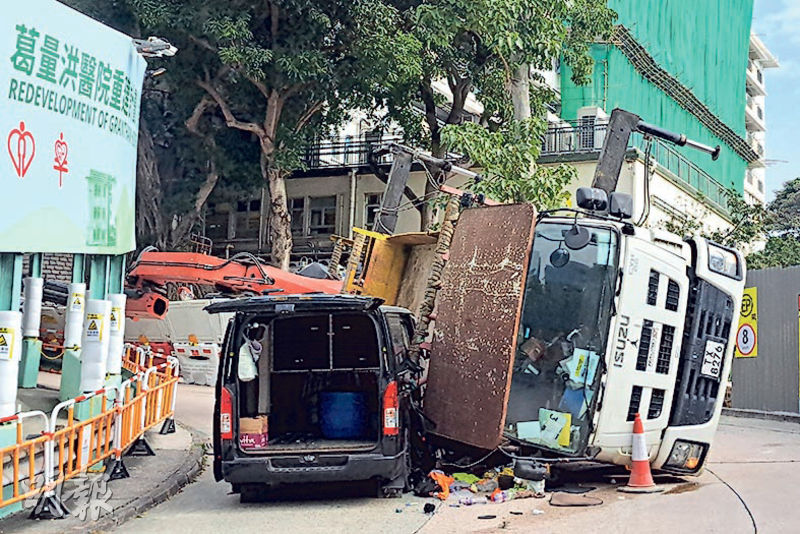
left=423, top=201, right=744, bottom=475
left=356, top=110, right=745, bottom=475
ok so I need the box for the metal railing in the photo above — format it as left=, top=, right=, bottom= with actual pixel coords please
left=302, top=136, right=403, bottom=169
left=302, top=120, right=730, bottom=212
left=540, top=120, right=729, bottom=212
left=630, top=132, right=729, bottom=211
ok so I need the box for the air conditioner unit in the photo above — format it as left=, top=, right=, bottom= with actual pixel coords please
left=577, top=106, right=609, bottom=151
left=542, top=119, right=574, bottom=154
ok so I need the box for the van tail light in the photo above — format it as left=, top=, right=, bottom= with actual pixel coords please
left=383, top=381, right=399, bottom=436
left=220, top=387, right=233, bottom=440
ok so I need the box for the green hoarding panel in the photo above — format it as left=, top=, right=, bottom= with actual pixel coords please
left=0, top=0, right=146, bottom=254
left=561, top=0, right=754, bottom=193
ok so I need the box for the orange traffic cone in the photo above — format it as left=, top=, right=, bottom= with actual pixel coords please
left=618, top=413, right=663, bottom=493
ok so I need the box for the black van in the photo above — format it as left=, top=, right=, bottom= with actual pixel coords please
left=207, top=295, right=416, bottom=500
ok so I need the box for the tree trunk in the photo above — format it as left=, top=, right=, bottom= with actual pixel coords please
left=136, top=120, right=165, bottom=248
left=507, top=62, right=536, bottom=181
left=169, top=158, right=220, bottom=248
left=261, top=149, right=293, bottom=270
left=507, top=63, right=531, bottom=120
left=420, top=80, right=444, bottom=231
left=421, top=136, right=445, bottom=230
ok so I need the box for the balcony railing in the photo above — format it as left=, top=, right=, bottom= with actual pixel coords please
left=746, top=95, right=765, bottom=121
left=630, top=131, right=729, bottom=211
left=540, top=120, right=729, bottom=212
left=746, top=134, right=765, bottom=157
left=302, top=120, right=730, bottom=212
left=301, top=136, right=403, bottom=169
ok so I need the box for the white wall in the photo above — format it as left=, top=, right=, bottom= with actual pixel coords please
left=555, top=158, right=733, bottom=235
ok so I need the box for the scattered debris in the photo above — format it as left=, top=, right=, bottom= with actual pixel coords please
left=532, top=509, right=545, bottom=515
left=478, top=515, right=497, bottom=520
left=423, top=503, right=436, bottom=514
left=510, top=511, right=523, bottom=515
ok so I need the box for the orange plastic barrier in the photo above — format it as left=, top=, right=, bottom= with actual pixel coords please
left=0, top=357, right=180, bottom=519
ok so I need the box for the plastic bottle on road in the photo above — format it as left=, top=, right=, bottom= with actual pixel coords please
left=458, top=496, right=488, bottom=506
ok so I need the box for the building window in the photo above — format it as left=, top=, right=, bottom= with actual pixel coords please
left=344, top=135, right=354, bottom=165
left=364, top=193, right=383, bottom=227
left=758, top=179, right=764, bottom=193
left=289, top=197, right=305, bottom=235
left=309, top=196, right=337, bottom=235
left=289, top=196, right=339, bottom=236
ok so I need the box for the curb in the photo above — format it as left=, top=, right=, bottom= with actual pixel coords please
left=722, top=407, right=800, bottom=424
left=89, top=424, right=207, bottom=533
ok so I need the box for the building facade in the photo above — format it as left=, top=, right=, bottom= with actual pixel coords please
left=744, top=33, right=779, bottom=204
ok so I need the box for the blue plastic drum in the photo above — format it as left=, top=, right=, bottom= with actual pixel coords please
left=319, top=391, right=367, bottom=439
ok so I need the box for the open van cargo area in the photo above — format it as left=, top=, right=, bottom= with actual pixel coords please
left=239, top=312, right=383, bottom=453
left=268, top=372, right=380, bottom=451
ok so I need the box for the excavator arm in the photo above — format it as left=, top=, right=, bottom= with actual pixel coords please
left=591, top=108, right=721, bottom=194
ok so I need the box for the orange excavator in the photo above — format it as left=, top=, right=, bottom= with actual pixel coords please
left=124, top=249, right=343, bottom=320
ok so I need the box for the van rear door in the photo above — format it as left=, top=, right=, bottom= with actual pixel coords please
left=213, top=318, right=236, bottom=482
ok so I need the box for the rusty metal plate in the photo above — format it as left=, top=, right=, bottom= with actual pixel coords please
left=424, top=203, right=537, bottom=450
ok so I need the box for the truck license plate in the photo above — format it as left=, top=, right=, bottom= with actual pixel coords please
left=701, top=340, right=725, bottom=379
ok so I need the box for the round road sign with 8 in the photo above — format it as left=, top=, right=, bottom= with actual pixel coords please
left=736, top=324, right=756, bottom=356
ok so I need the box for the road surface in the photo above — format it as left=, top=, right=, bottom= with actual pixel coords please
left=115, top=384, right=800, bottom=533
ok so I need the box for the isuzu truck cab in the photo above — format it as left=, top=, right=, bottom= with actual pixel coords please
left=503, top=212, right=744, bottom=474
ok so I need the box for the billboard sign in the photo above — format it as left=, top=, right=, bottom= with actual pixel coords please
left=0, top=0, right=146, bottom=254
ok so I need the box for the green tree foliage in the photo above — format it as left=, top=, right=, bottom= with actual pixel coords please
left=62, top=0, right=261, bottom=250
left=746, top=178, right=800, bottom=270
left=379, top=0, right=615, bottom=220
left=747, top=235, right=800, bottom=270
left=66, top=0, right=420, bottom=267
left=128, top=0, right=422, bottom=269
left=440, top=120, right=573, bottom=206
left=63, top=0, right=614, bottom=259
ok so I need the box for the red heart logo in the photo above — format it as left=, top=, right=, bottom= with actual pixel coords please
left=55, top=139, right=68, bottom=166
left=7, top=121, right=35, bottom=178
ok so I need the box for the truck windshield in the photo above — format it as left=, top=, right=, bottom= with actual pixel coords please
left=505, top=221, right=619, bottom=454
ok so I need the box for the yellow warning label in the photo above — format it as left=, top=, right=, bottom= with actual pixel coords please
left=86, top=313, right=102, bottom=341
left=0, top=327, right=15, bottom=361
left=110, top=307, right=121, bottom=331
left=70, top=293, right=84, bottom=312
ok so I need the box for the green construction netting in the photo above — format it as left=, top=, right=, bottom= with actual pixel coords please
left=561, top=0, right=754, bottom=194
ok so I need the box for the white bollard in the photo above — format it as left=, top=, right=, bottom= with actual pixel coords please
left=21, top=277, right=43, bottom=338
left=64, top=283, right=86, bottom=349
left=79, top=299, right=111, bottom=392
left=107, top=293, right=127, bottom=375
left=0, top=311, right=23, bottom=417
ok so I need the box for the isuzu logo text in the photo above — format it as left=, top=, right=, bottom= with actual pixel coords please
left=613, top=315, right=631, bottom=367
